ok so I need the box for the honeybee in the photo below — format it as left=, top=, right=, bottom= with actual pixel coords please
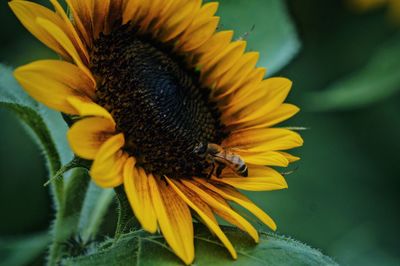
left=193, top=142, right=248, bottom=178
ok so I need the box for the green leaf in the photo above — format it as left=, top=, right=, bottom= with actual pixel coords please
left=0, top=64, right=69, bottom=207
left=0, top=232, right=51, bottom=266
left=214, top=0, right=300, bottom=74
left=78, top=182, right=115, bottom=242
left=62, top=226, right=337, bottom=266
left=305, top=33, right=400, bottom=111
left=0, top=64, right=72, bottom=165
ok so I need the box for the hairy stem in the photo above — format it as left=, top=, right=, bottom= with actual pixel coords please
left=47, top=168, right=90, bottom=266
left=80, top=187, right=115, bottom=242
left=114, top=186, right=138, bottom=242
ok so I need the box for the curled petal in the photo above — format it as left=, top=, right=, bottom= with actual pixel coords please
left=90, top=133, right=126, bottom=188
left=67, top=117, right=115, bottom=160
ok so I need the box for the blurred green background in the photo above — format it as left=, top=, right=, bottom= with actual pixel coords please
left=1, top=0, right=399, bottom=265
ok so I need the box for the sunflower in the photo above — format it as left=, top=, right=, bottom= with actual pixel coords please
left=10, top=0, right=302, bottom=264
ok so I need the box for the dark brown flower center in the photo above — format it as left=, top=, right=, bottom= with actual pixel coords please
left=91, top=25, right=227, bottom=179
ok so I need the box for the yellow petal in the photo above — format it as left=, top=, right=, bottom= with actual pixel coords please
left=218, top=177, right=288, bottom=191
left=93, top=0, right=110, bottom=38
left=95, top=133, right=124, bottom=160
left=167, top=179, right=238, bottom=260
left=49, top=0, right=90, bottom=65
left=90, top=133, right=126, bottom=188
left=148, top=175, right=194, bottom=265
left=152, top=0, right=185, bottom=31
left=240, top=136, right=303, bottom=153
left=224, top=128, right=303, bottom=151
left=9, top=0, right=71, bottom=60
left=105, top=0, right=124, bottom=33
left=191, top=180, right=259, bottom=241
left=201, top=41, right=246, bottom=74
left=65, top=0, right=93, bottom=47
left=182, top=180, right=259, bottom=243
left=177, top=2, right=219, bottom=51
left=8, top=1, right=74, bottom=59
left=91, top=151, right=128, bottom=188
left=159, top=0, right=201, bottom=42
left=216, top=166, right=288, bottom=191
left=178, top=16, right=220, bottom=52
left=14, top=60, right=92, bottom=114
left=198, top=2, right=219, bottom=17
left=123, top=159, right=158, bottom=233
left=201, top=41, right=247, bottom=86
left=21, top=59, right=93, bottom=96
left=262, top=78, right=293, bottom=109
left=67, top=117, right=116, bottom=160
left=171, top=179, right=219, bottom=225
left=199, top=185, right=249, bottom=234
left=220, top=68, right=266, bottom=112
left=214, top=52, right=259, bottom=97
left=239, top=151, right=290, bottom=167
left=230, top=103, right=300, bottom=131
left=35, top=17, right=92, bottom=78
left=194, top=31, right=234, bottom=65
left=67, top=97, right=114, bottom=122
left=195, top=179, right=277, bottom=231
left=123, top=0, right=146, bottom=25
left=277, top=151, right=301, bottom=163
left=225, top=78, right=293, bottom=126
left=140, top=0, right=164, bottom=31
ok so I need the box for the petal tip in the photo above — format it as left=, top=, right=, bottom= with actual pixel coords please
left=231, top=250, right=238, bottom=260
left=182, top=254, right=195, bottom=265
left=13, top=68, right=23, bottom=81
left=142, top=224, right=158, bottom=234
left=8, top=0, right=18, bottom=10
left=271, top=224, right=277, bottom=231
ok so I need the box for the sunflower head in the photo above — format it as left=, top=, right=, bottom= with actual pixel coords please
left=10, top=0, right=303, bottom=264
left=91, top=24, right=228, bottom=179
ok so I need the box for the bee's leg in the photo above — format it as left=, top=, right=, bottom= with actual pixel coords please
left=216, top=163, right=225, bottom=178
left=207, top=163, right=215, bottom=179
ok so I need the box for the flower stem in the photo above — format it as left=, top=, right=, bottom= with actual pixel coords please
left=47, top=152, right=64, bottom=211
left=80, top=187, right=115, bottom=242
left=114, top=186, right=138, bottom=241
left=47, top=168, right=90, bottom=266
left=44, top=157, right=82, bottom=187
